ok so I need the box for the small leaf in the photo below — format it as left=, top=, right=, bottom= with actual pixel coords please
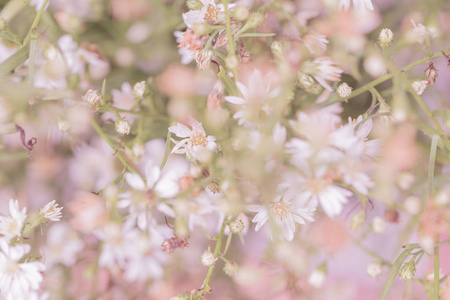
left=380, top=248, right=413, bottom=300
left=238, top=32, right=276, bottom=38
left=160, top=131, right=171, bottom=170
left=0, top=44, right=30, bottom=77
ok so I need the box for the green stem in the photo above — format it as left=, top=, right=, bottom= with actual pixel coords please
left=434, top=234, right=440, bottom=300
left=222, top=0, right=235, bottom=56
left=202, top=222, right=226, bottom=294
left=428, top=135, right=438, bottom=198
left=22, top=0, right=49, bottom=47
left=91, top=119, right=143, bottom=179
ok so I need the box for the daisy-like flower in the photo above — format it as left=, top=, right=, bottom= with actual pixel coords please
left=339, top=0, right=374, bottom=11
left=303, top=32, right=329, bottom=55
left=303, top=57, right=343, bottom=91
left=0, top=240, right=45, bottom=299
left=169, top=116, right=217, bottom=161
left=118, top=160, right=181, bottom=230
left=247, top=194, right=315, bottom=241
left=39, top=200, right=63, bottom=222
left=224, top=69, right=282, bottom=128
left=182, top=0, right=233, bottom=28
left=0, top=199, right=27, bottom=240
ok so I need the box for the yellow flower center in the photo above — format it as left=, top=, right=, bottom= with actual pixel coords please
left=204, top=5, right=220, bottom=23
left=191, top=132, right=207, bottom=147
left=272, top=201, right=290, bottom=219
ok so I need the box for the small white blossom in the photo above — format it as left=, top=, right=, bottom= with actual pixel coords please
left=39, top=200, right=63, bottom=222
left=303, top=32, right=328, bottom=54
left=411, top=80, right=428, bottom=95
left=200, top=248, right=217, bottom=267
left=339, top=0, right=374, bottom=11
left=82, top=89, right=102, bottom=105
left=133, top=81, right=147, bottom=98
left=308, top=270, right=326, bottom=288
left=169, top=116, right=217, bottom=160
left=367, top=262, right=382, bottom=278
left=303, top=57, right=343, bottom=91
left=0, top=199, right=27, bottom=240
left=337, top=82, right=352, bottom=99
left=0, top=240, right=45, bottom=299
left=228, top=219, right=245, bottom=234
left=115, top=119, right=131, bottom=135
left=371, top=216, right=387, bottom=234
left=57, top=120, right=71, bottom=133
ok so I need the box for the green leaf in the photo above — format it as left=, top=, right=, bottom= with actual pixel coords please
left=237, top=32, right=276, bottom=38
left=380, top=248, right=413, bottom=300
left=159, top=131, right=171, bottom=170
left=417, top=121, right=445, bottom=151
left=0, top=44, right=30, bottom=77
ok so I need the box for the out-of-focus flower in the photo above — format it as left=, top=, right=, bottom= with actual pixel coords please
left=303, top=32, right=328, bottom=55
left=0, top=240, right=45, bottom=299
left=200, top=248, right=217, bottom=267
left=303, top=57, right=343, bottom=91
left=411, top=80, right=428, bottom=95
left=371, top=216, right=387, bottom=234
left=224, top=69, right=282, bottom=128
left=57, top=119, right=71, bottom=133
left=82, top=89, right=102, bottom=105
left=409, top=20, right=433, bottom=45
left=30, top=0, right=50, bottom=11
left=224, top=261, right=239, bottom=277
left=308, top=269, right=326, bottom=288
left=43, top=223, right=83, bottom=268
left=367, top=262, right=382, bottom=278
left=247, top=194, right=315, bottom=241
left=378, top=28, right=394, bottom=49
left=228, top=219, right=245, bottom=234
left=339, top=0, right=373, bottom=11
left=0, top=199, right=27, bottom=240
left=39, top=200, right=63, bottom=222
left=337, top=82, right=352, bottom=99
left=169, top=116, right=217, bottom=161
left=133, top=81, right=147, bottom=99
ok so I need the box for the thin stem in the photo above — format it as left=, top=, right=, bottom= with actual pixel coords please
left=222, top=0, right=235, bottom=56
left=352, top=236, right=393, bottom=267
left=434, top=234, right=440, bottom=300
left=91, top=119, right=143, bottom=179
left=201, top=222, right=226, bottom=294
left=22, top=0, right=49, bottom=47
left=428, top=135, right=438, bottom=198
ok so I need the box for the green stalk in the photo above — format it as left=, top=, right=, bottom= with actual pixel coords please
left=28, top=30, right=38, bottom=87
left=22, top=0, right=49, bottom=47
left=222, top=0, right=235, bottom=56
left=201, top=222, right=226, bottom=294
left=433, top=234, right=439, bottom=300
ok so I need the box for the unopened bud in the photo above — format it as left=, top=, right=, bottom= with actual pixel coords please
left=195, top=48, right=213, bottom=70
left=228, top=219, right=245, bottom=234
left=271, top=41, right=284, bottom=59
left=371, top=216, right=387, bottom=234
left=399, top=260, right=416, bottom=280
left=226, top=55, right=239, bottom=70
left=336, top=82, right=352, bottom=99
left=193, top=22, right=210, bottom=36
left=0, top=18, right=8, bottom=32
left=350, top=210, right=365, bottom=231
left=367, top=262, right=382, bottom=278
left=82, top=89, right=102, bottom=105
left=425, top=62, right=438, bottom=85
left=115, top=119, right=131, bottom=135
left=200, top=248, right=217, bottom=267
left=58, top=119, right=71, bottom=133
left=133, top=81, right=147, bottom=99
left=404, top=196, right=420, bottom=215
left=378, top=28, right=394, bottom=49
left=411, top=80, right=428, bottom=95
left=233, top=6, right=249, bottom=21
left=223, top=261, right=239, bottom=276
left=298, top=73, right=315, bottom=89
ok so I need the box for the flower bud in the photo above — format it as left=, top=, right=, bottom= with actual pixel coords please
left=223, top=261, right=239, bottom=277
left=58, top=119, right=71, bottom=133
left=425, top=62, right=438, bottom=85
left=226, top=55, right=239, bottom=70
left=350, top=210, right=365, bottom=231
left=378, top=28, right=394, bottom=49
left=271, top=41, right=284, bottom=60
left=133, top=81, right=147, bottom=99
left=411, top=80, right=428, bottom=95
left=367, top=262, right=382, bottom=278
left=200, top=248, right=217, bottom=267
left=336, top=82, right=352, bottom=99
left=233, top=6, right=249, bottom=21
left=82, top=89, right=102, bottom=105
left=298, top=73, right=315, bottom=89
left=399, top=260, right=416, bottom=280
left=404, top=196, right=420, bottom=215
left=115, top=119, right=131, bottom=135
left=228, top=219, right=245, bottom=234
left=371, top=216, right=387, bottom=234
left=193, top=22, right=210, bottom=36
left=0, top=18, right=8, bottom=32
left=195, top=48, right=213, bottom=70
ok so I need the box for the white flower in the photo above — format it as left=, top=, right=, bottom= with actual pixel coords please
left=378, top=28, right=394, bottom=49
left=118, top=160, right=181, bottom=230
left=308, top=57, right=343, bottom=91
left=200, top=248, right=217, bottom=267
left=224, top=69, right=282, bottom=128
left=339, top=0, right=374, bottom=11
left=247, top=194, right=315, bottom=241
left=303, top=32, right=328, bottom=54
left=82, top=89, right=102, bottom=105
left=411, top=80, right=428, bottom=95
left=115, top=119, right=131, bottom=135
left=39, top=200, right=63, bottom=222
left=308, top=270, right=326, bottom=288
left=371, top=216, right=387, bottom=234
left=169, top=116, right=217, bottom=160
left=337, top=82, right=352, bottom=98
left=0, top=240, right=45, bottom=299
left=174, top=30, right=195, bottom=65
left=0, top=199, right=27, bottom=240
left=182, top=0, right=233, bottom=28
left=367, top=262, right=382, bottom=278
left=42, top=223, right=83, bottom=268
left=133, top=81, right=147, bottom=98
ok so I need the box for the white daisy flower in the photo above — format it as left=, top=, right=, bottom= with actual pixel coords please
left=310, top=57, right=343, bottom=91
left=224, top=69, right=282, bottom=128
left=169, top=116, right=217, bottom=161
left=39, top=200, right=63, bottom=222
left=182, top=0, right=234, bottom=28
left=42, top=223, right=83, bottom=268
left=339, top=0, right=374, bottom=11
left=247, top=194, right=315, bottom=241
left=0, top=240, right=45, bottom=299
left=118, top=160, right=181, bottom=230
left=0, top=199, right=27, bottom=240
